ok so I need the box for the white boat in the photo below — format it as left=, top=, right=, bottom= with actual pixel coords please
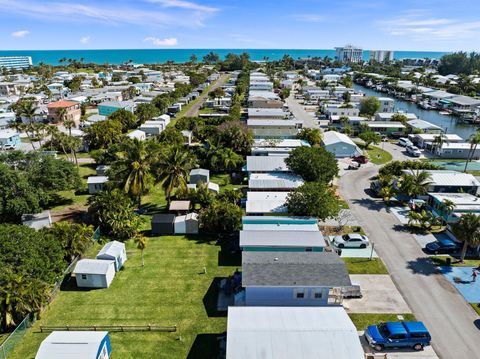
left=439, top=111, right=450, bottom=115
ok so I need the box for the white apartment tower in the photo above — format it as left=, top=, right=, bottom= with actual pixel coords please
left=370, top=50, right=394, bottom=63
left=334, top=45, right=363, bottom=63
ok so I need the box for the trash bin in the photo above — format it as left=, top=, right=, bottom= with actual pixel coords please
left=446, top=257, right=452, bottom=266
left=337, top=249, right=342, bottom=256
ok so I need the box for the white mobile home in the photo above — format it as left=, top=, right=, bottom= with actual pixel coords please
left=322, top=131, right=362, bottom=157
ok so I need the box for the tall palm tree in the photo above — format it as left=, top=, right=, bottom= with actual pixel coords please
left=112, top=139, right=152, bottom=205
left=400, top=170, right=432, bottom=198
left=440, top=199, right=456, bottom=222
left=57, top=107, right=68, bottom=124
left=432, top=134, right=448, bottom=152
left=155, top=146, right=196, bottom=201
left=452, top=213, right=480, bottom=262
left=64, top=119, right=75, bottom=137
left=464, top=132, right=480, bottom=172
left=134, top=235, right=147, bottom=267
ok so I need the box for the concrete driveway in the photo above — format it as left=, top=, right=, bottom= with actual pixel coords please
left=344, top=275, right=412, bottom=314
left=340, top=166, right=480, bottom=359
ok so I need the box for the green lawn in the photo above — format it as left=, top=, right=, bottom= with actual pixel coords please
left=348, top=313, right=416, bottom=330
left=430, top=256, right=480, bottom=267
left=342, top=257, right=389, bottom=274
left=210, top=173, right=245, bottom=192
left=9, top=235, right=237, bottom=359
left=48, top=163, right=96, bottom=211
left=470, top=303, right=480, bottom=316
left=365, top=145, right=393, bottom=165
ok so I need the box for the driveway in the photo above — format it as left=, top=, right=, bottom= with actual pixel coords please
left=340, top=166, right=480, bottom=359
left=382, top=142, right=426, bottom=161
left=284, top=91, right=318, bottom=128
left=344, top=275, right=411, bottom=313
left=183, top=73, right=230, bottom=117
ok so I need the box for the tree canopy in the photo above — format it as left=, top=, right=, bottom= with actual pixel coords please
left=359, top=96, right=381, bottom=117
left=285, top=146, right=338, bottom=183
left=286, top=182, right=340, bottom=220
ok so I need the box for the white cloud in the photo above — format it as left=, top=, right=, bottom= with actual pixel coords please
left=379, top=13, right=480, bottom=42
left=292, top=14, right=326, bottom=23
left=80, top=36, right=90, bottom=44
left=0, top=0, right=217, bottom=28
left=143, top=36, right=178, bottom=46
left=146, top=0, right=218, bottom=13
left=11, top=30, right=29, bottom=38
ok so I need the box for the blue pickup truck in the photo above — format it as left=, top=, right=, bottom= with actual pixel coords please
left=365, top=322, right=431, bottom=351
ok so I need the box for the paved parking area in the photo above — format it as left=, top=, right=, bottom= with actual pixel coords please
left=413, top=232, right=452, bottom=250
left=390, top=206, right=410, bottom=224
left=359, top=333, right=439, bottom=359
left=344, top=275, right=412, bottom=313
left=327, top=236, right=378, bottom=258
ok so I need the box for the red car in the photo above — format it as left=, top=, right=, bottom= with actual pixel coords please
left=353, top=155, right=369, bottom=164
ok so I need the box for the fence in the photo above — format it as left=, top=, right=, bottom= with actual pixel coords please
left=0, top=315, right=34, bottom=359
left=40, top=325, right=177, bottom=333
left=0, top=227, right=101, bottom=359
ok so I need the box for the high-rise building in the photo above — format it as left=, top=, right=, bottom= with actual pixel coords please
left=370, top=50, right=394, bottom=63
left=0, top=56, right=33, bottom=70
left=334, top=45, right=363, bottom=63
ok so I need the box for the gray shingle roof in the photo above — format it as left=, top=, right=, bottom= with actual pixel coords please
left=242, top=251, right=351, bottom=287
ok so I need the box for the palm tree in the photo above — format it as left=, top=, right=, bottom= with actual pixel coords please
left=464, top=132, right=480, bottom=172
left=134, top=235, right=147, bottom=267
left=407, top=210, right=421, bottom=227
left=452, top=213, right=480, bottom=262
left=439, top=199, right=456, bottom=222
left=432, top=134, right=448, bottom=152
left=400, top=170, right=432, bottom=198
left=64, top=119, right=75, bottom=137
left=378, top=185, right=396, bottom=204
left=155, top=146, right=196, bottom=201
left=57, top=107, right=68, bottom=124
left=112, top=139, right=152, bottom=205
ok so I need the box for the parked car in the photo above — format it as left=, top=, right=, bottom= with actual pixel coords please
left=353, top=155, right=369, bottom=164
left=406, top=145, right=421, bottom=157
left=348, top=161, right=360, bottom=170
left=332, top=233, right=369, bottom=248
left=2, top=144, right=16, bottom=150
left=425, top=239, right=460, bottom=254
left=398, top=138, right=413, bottom=147
left=365, top=322, right=431, bottom=351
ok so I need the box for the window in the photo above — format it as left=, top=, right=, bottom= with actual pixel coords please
left=312, top=289, right=323, bottom=299
left=81, top=274, right=87, bottom=280
left=389, top=334, right=406, bottom=340
left=294, top=289, right=305, bottom=299
left=305, top=247, right=313, bottom=252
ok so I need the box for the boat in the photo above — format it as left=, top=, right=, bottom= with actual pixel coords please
left=418, top=101, right=434, bottom=110
left=439, top=111, right=450, bottom=115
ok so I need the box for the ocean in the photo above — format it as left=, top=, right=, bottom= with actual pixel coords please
left=0, top=49, right=449, bottom=66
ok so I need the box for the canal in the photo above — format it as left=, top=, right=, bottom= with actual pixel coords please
left=353, top=83, right=478, bottom=139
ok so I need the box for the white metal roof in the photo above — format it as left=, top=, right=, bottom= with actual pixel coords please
left=246, top=155, right=289, bottom=172
left=246, top=192, right=289, bottom=214
left=226, top=306, right=364, bottom=359
left=240, top=230, right=325, bottom=247
left=242, top=223, right=319, bottom=231
left=253, top=139, right=310, bottom=148
left=413, top=133, right=462, bottom=142
left=35, top=331, right=108, bottom=359
left=247, top=119, right=298, bottom=127
left=407, top=119, right=442, bottom=130
left=249, top=172, right=304, bottom=189
left=87, top=176, right=108, bottom=184
left=322, top=130, right=356, bottom=146
left=73, top=259, right=114, bottom=275
left=403, top=170, right=480, bottom=187
left=96, top=241, right=125, bottom=259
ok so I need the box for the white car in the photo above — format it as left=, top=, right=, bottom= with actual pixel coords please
left=332, top=233, right=370, bottom=248
left=406, top=145, right=421, bottom=157
left=2, top=144, right=16, bottom=150
left=398, top=138, right=413, bottom=147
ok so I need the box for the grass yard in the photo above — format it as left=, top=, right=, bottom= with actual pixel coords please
left=365, top=145, right=393, bottom=165
left=430, top=256, right=480, bottom=267
left=342, top=257, right=389, bottom=275
left=210, top=173, right=245, bottom=192
left=348, top=313, right=416, bottom=330
left=9, top=235, right=237, bottom=359
left=470, top=303, right=480, bottom=316
left=48, top=163, right=96, bottom=211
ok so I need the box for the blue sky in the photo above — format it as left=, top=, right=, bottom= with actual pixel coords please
left=0, top=0, right=479, bottom=51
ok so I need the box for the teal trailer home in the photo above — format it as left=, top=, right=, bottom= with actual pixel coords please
left=240, top=230, right=326, bottom=252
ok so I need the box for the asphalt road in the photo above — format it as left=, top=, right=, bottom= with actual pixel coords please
left=285, top=91, right=318, bottom=129
left=340, top=166, right=480, bottom=359
left=183, top=73, right=230, bottom=118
